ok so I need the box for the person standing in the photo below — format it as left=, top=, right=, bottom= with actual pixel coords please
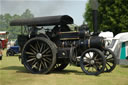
left=0, top=39, right=3, bottom=60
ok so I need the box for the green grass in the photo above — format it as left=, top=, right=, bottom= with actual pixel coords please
left=0, top=50, right=128, bottom=85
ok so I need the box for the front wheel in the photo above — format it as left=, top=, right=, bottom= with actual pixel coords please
left=80, top=48, right=106, bottom=75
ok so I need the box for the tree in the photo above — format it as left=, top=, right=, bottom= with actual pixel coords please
left=4, top=13, right=12, bottom=30
left=84, top=0, right=128, bottom=35
left=21, top=9, right=34, bottom=18
left=0, top=14, right=5, bottom=30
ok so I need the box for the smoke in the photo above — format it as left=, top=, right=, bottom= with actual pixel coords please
left=1, top=0, right=67, bottom=16
left=0, top=0, right=88, bottom=25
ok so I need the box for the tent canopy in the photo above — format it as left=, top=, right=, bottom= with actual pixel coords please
left=114, top=32, right=128, bottom=42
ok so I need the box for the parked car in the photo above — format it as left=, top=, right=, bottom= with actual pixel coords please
left=6, top=40, right=20, bottom=56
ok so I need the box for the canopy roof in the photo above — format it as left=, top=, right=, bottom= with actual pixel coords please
left=10, top=15, right=74, bottom=26
left=114, top=32, right=128, bottom=42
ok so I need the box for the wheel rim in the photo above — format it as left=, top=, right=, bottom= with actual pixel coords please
left=22, top=38, right=56, bottom=73
left=103, top=48, right=116, bottom=72
left=80, top=49, right=105, bottom=75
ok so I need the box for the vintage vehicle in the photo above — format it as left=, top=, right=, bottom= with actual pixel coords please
left=0, top=31, right=9, bottom=49
left=6, top=40, right=20, bottom=56
left=10, top=15, right=116, bottom=75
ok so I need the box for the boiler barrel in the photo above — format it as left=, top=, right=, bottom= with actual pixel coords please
left=79, top=36, right=105, bottom=49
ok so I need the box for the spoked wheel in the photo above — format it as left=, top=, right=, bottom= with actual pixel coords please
left=54, top=63, right=69, bottom=71
left=80, top=48, right=106, bottom=75
left=21, top=37, right=57, bottom=74
left=102, top=48, right=116, bottom=72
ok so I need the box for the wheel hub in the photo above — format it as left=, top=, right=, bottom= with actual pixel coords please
left=90, top=60, right=95, bottom=65
left=36, top=53, right=42, bottom=59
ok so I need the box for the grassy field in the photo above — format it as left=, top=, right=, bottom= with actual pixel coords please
left=0, top=50, right=128, bottom=85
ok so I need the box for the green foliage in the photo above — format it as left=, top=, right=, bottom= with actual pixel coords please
left=0, top=9, right=34, bottom=40
left=84, top=0, right=128, bottom=35
left=21, top=9, right=34, bottom=19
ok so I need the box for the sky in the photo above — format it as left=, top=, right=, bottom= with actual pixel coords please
left=0, top=0, right=89, bottom=25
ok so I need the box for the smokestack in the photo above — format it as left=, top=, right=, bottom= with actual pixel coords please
left=90, top=0, right=98, bottom=35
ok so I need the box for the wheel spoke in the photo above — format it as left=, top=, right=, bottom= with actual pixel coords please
left=26, top=51, right=34, bottom=55
left=42, top=48, right=49, bottom=54
left=37, top=41, right=41, bottom=51
left=92, top=65, right=98, bottom=71
left=107, top=57, right=113, bottom=61
left=45, top=57, right=52, bottom=61
left=30, top=44, right=38, bottom=52
left=95, top=64, right=100, bottom=71
left=27, top=58, right=36, bottom=62
left=107, top=59, right=114, bottom=63
left=44, top=61, right=48, bottom=68
left=43, top=58, right=51, bottom=64
left=43, top=54, right=52, bottom=57
left=43, top=43, right=46, bottom=50
left=87, top=66, right=91, bottom=71
left=30, top=48, right=37, bottom=54
left=32, top=62, right=38, bottom=69
left=41, top=60, right=45, bottom=69
left=28, top=56, right=35, bottom=58
left=105, top=65, right=109, bottom=71
left=39, top=62, right=42, bottom=71
left=106, top=62, right=112, bottom=68
left=94, top=53, right=98, bottom=57
left=35, top=43, right=39, bottom=52
left=46, top=50, right=51, bottom=54
left=40, top=44, right=44, bottom=52
left=31, top=59, right=36, bottom=65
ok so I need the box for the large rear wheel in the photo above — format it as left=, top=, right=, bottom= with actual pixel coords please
left=21, top=37, right=57, bottom=74
left=80, top=48, right=106, bottom=75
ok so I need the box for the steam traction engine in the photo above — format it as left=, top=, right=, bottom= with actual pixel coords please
left=10, top=15, right=116, bottom=75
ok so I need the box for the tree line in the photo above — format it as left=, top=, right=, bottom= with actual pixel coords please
left=0, top=9, right=34, bottom=40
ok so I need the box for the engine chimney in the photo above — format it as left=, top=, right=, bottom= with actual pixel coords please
left=90, top=0, right=98, bottom=35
